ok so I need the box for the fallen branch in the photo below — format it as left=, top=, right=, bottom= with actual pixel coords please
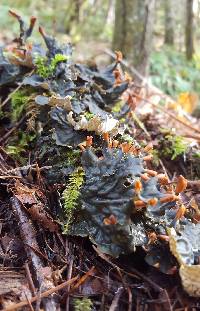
left=10, top=196, right=59, bottom=311
left=3, top=276, right=78, bottom=311
left=109, top=287, right=123, bottom=311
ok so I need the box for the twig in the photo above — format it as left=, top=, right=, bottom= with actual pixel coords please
left=71, top=266, right=95, bottom=291
left=24, top=292, right=34, bottom=311
left=3, top=276, right=78, bottom=311
left=182, top=134, right=200, bottom=141
left=0, top=175, right=22, bottom=179
left=1, top=69, right=35, bottom=109
left=130, top=111, right=151, bottom=137
left=0, top=115, right=27, bottom=145
left=109, top=287, right=123, bottom=311
left=24, top=262, right=36, bottom=296
left=1, top=83, right=23, bottom=109
left=93, top=246, right=173, bottom=310
left=159, top=159, right=171, bottom=180
left=93, top=246, right=140, bottom=280
left=65, top=257, right=74, bottom=311
left=25, top=243, right=50, bottom=262
left=5, top=165, right=52, bottom=174
left=132, top=91, right=200, bottom=135
left=127, top=286, right=132, bottom=311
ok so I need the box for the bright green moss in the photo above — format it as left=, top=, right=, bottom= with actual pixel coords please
left=35, top=53, right=69, bottom=78
left=10, top=89, right=30, bottom=121
left=73, top=298, right=93, bottom=311
left=62, top=167, right=85, bottom=233
left=84, top=111, right=94, bottom=121
left=163, top=134, right=187, bottom=160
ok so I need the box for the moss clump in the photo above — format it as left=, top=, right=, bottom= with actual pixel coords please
left=35, top=53, right=69, bottom=78
left=6, top=131, right=36, bottom=163
left=10, top=89, right=30, bottom=121
left=112, top=100, right=123, bottom=113
left=84, top=111, right=95, bottom=121
left=73, top=298, right=93, bottom=311
left=66, top=149, right=81, bottom=166
left=62, top=167, right=85, bottom=233
left=163, top=134, right=187, bottom=160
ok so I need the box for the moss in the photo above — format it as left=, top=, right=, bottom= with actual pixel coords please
left=112, top=100, right=123, bottom=113
left=62, top=167, right=85, bottom=233
left=193, top=151, right=200, bottom=159
left=120, top=133, right=134, bottom=143
left=66, top=149, right=81, bottom=166
left=10, top=89, right=30, bottom=122
left=6, top=131, right=36, bottom=163
left=84, top=111, right=94, bottom=121
left=152, top=149, right=160, bottom=166
left=73, top=298, right=93, bottom=311
left=35, top=53, right=69, bottom=78
left=163, top=134, right=187, bottom=160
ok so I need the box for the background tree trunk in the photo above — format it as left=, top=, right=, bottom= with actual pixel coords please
left=185, top=0, right=194, bottom=60
left=164, top=0, right=174, bottom=45
left=112, top=0, right=155, bottom=77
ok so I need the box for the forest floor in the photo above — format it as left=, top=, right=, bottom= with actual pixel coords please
left=1, top=76, right=200, bottom=310
left=1, top=17, right=200, bottom=310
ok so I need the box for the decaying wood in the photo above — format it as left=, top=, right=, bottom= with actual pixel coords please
left=10, top=196, right=58, bottom=311
left=0, top=269, right=28, bottom=296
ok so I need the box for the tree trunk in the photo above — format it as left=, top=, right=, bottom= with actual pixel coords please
left=185, top=0, right=194, bottom=60
left=112, top=0, right=155, bottom=77
left=164, top=0, right=174, bottom=45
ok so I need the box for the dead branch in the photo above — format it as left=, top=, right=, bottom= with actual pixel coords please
left=3, top=276, right=78, bottom=311
left=10, top=196, right=58, bottom=311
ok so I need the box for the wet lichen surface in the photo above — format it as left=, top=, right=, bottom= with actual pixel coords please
left=1, top=10, right=200, bottom=310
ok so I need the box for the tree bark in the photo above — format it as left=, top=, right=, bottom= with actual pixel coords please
left=185, top=0, right=194, bottom=60
left=112, top=0, right=155, bottom=77
left=164, top=0, right=174, bottom=45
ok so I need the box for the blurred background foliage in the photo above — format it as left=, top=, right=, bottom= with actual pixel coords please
left=0, top=0, right=200, bottom=100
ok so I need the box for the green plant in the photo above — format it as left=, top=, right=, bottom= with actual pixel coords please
left=10, top=89, right=30, bottom=121
left=152, top=149, right=160, bottom=166
left=193, top=151, right=200, bottom=159
left=35, top=53, right=69, bottom=78
left=84, top=111, right=95, bottom=121
left=150, top=47, right=200, bottom=96
left=163, top=134, right=187, bottom=160
left=6, top=131, right=36, bottom=162
left=66, top=149, right=81, bottom=166
left=73, top=298, right=93, bottom=311
left=62, top=167, right=85, bottom=233
left=112, top=100, right=124, bottom=113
